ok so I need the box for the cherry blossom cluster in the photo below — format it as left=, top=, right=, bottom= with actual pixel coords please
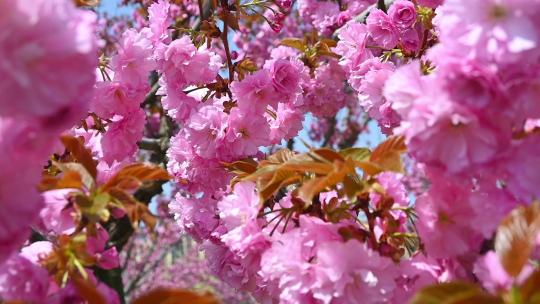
left=383, top=0, right=540, bottom=289
left=0, top=0, right=97, bottom=264
left=2, top=0, right=540, bottom=303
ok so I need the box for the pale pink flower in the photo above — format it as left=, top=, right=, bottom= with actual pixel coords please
left=434, top=0, right=540, bottom=63
left=474, top=251, right=534, bottom=293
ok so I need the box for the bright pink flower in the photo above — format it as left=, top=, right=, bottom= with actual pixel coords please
left=0, top=0, right=97, bottom=121
left=267, top=59, right=302, bottom=103
left=388, top=0, right=417, bottom=29
left=157, top=36, right=221, bottom=89
left=335, top=22, right=373, bottom=73
left=86, top=225, right=120, bottom=270
left=111, top=29, right=155, bottom=88
left=370, top=172, right=408, bottom=208
left=259, top=216, right=344, bottom=303
left=415, top=179, right=481, bottom=258
left=218, top=182, right=260, bottom=230
left=400, top=28, right=420, bottom=53
left=384, top=61, right=425, bottom=117
left=0, top=119, right=52, bottom=263
left=302, top=60, right=352, bottom=117
left=0, top=254, right=49, bottom=302
left=216, top=181, right=270, bottom=268
left=186, top=104, right=227, bottom=159
left=501, top=136, right=540, bottom=202
left=167, top=134, right=231, bottom=194
left=159, top=86, right=199, bottom=123
left=417, top=0, right=443, bottom=8
left=269, top=102, right=304, bottom=144
left=148, top=0, right=171, bottom=43
left=201, top=241, right=255, bottom=290
left=350, top=58, right=397, bottom=129
left=231, top=70, right=278, bottom=113
left=407, top=105, right=504, bottom=173
left=101, top=109, right=146, bottom=165
left=169, top=195, right=219, bottom=242
left=91, top=81, right=146, bottom=119
left=366, top=9, right=400, bottom=49
left=434, top=0, right=540, bottom=63
left=438, top=58, right=507, bottom=111
left=226, top=108, right=271, bottom=157
left=315, top=240, right=397, bottom=303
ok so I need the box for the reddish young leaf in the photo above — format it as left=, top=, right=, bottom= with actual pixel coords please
left=495, top=202, right=540, bottom=277
left=132, top=288, right=219, bottom=304
left=38, top=170, right=83, bottom=192
left=410, top=281, right=503, bottom=304
left=71, top=275, right=107, bottom=304
left=60, top=135, right=98, bottom=179
left=364, top=135, right=407, bottom=175
left=102, top=164, right=170, bottom=191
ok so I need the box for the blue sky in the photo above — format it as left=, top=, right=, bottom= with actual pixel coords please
left=98, top=0, right=136, bottom=16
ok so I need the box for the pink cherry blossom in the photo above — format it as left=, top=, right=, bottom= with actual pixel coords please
left=0, top=0, right=97, bottom=121
left=0, top=254, right=49, bottom=302
left=231, top=69, right=279, bottom=113
left=40, top=189, right=76, bottom=234
left=388, top=0, right=417, bottom=30
left=266, top=59, right=302, bottom=103
left=91, top=81, right=146, bottom=119
left=169, top=195, right=220, bottom=242
left=366, top=9, right=400, bottom=50
left=111, top=29, right=155, bottom=88
left=157, top=36, right=221, bottom=89
left=101, top=110, right=146, bottom=165
left=226, top=108, right=271, bottom=157
left=186, top=104, right=228, bottom=159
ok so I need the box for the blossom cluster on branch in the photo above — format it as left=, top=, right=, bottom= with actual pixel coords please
left=1, top=0, right=540, bottom=303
